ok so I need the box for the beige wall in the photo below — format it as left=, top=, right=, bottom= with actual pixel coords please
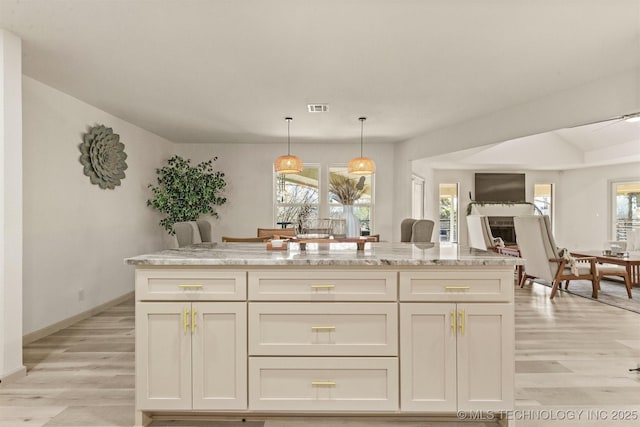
left=22, top=77, right=173, bottom=335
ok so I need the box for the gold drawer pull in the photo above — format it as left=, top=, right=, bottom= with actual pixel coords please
left=445, top=286, right=470, bottom=290
left=311, top=381, right=336, bottom=386
left=311, top=284, right=336, bottom=289
left=311, top=326, right=336, bottom=331
left=178, top=284, right=204, bottom=289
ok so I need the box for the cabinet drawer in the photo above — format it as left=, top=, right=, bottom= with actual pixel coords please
left=248, top=270, right=397, bottom=301
left=136, top=268, right=246, bottom=301
left=399, top=269, right=513, bottom=302
left=249, top=357, right=398, bottom=411
left=249, top=303, right=397, bottom=356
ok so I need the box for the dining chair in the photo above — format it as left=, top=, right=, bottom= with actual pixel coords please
left=174, top=220, right=213, bottom=247
left=173, top=222, right=199, bottom=247
left=222, top=236, right=270, bottom=243
left=400, top=218, right=416, bottom=242
left=411, top=219, right=434, bottom=243
left=257, top=227, right=296, bottom=239
left=514, top=215, right=598, bottom=299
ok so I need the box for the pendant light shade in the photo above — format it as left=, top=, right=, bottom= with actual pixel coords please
left=348, top=117, right=375, bottom=175
left=274, top=117, right=303, bottom=174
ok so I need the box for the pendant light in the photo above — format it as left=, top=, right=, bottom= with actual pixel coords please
left=274, top=117, right=303, bottom=174
left=348, top=117, right=375, bottom=175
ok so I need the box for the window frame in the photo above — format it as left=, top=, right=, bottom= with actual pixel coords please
left=273, top=163, right=321, bottom=228
left=272, top=163, right=376, bottom=235
left=610, top=179, right=640, bottom=241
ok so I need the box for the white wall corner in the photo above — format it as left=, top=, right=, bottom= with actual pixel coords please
left=0, top=29, right=25, bottom=381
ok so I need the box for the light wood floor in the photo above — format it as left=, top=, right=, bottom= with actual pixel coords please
left=1, top=281, right=639, bottom=427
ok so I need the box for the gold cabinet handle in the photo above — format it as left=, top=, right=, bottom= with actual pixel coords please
left=311, top=381, right=336, bottom=386
left=459, top=309, right=465, bottom=335
left=451, top=310, right=457, bottom=333
left=445, top=286, right=471, bottom=290
left=311, top=284, right=336, bottom=289
left=183, top=307, right=189, bottom=333
left=191, top=309, right=196, bottom=334
left=311, top=326, right=336, bottom=331
left=178, top=284, right=204, bottom=289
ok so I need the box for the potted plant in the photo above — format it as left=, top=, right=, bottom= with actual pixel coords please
left=147, top=155, right=227, bottom=234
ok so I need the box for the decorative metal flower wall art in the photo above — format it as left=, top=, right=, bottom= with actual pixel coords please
left=79, top=125, right=128, bottom=189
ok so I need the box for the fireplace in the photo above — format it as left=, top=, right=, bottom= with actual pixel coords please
left=488, top=216, right=516, bottom=245
left=467, top=202, right=538, bottom=247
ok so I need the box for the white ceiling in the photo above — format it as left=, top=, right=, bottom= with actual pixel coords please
left=424, top=117, right=640, bottom=170
left=1, top=0, right=639, bottom=168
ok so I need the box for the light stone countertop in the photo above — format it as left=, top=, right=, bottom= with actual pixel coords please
left=125, top=242, right=523, bottom=267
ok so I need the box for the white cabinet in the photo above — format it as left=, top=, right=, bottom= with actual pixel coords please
left=136, top=301, right=246, bottom=411
left=400, top=302, right=514, bottom=412
left=134, top=264, right=514, bottom=425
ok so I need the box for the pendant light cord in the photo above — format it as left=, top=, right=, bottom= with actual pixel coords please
left=286, top=117, right=292, bottom=155
left=359, top=117, right=366, bottom=157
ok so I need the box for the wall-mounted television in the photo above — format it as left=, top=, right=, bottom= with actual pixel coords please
left=474, top=173, right=525, bottom=202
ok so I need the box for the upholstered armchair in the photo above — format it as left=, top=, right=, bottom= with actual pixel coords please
left=514, top=215, right=597, bottom=299
left=400, top=218, right=434, bottom=243
left=466, top=215, right=498, bottom=251
left=173, top=220, right=212, bottom=247
left=400, top=218, right=416, bottom=242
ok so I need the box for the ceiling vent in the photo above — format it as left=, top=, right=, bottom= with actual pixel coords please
left=307, top=104, right=329, bottom=113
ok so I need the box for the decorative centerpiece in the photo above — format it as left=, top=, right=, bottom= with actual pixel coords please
left=329, top=175, right=365, bottom=238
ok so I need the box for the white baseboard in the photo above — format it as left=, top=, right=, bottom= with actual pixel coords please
left=22, top=291, right=134, bottom=345
left=0, top=365, right=27, bottom=383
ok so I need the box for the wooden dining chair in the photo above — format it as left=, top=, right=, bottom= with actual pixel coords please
left=222, top=236, right=270, bottom=243
left=257, top=228, right=296, bottom=239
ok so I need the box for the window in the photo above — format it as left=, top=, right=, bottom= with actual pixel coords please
left=274, top=166, right=320, bottom=228
left=534, top=183, right=553, bottom=220
left=612, top=181, right=640, bottom=241
left=328, top=167, right=374, bottom=236
left=439, top=183, right=458, bottom=242
left=274, top=165, right=375, bottom=236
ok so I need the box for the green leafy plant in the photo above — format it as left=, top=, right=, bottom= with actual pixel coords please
left=147, top=155, right=227, bottom=234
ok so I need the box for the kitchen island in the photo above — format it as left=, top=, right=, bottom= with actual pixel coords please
left=126, top=242, right=521, bottom=426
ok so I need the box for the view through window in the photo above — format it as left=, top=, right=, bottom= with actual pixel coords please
left=274, top=165, right=374, bottom=236
left=328, top=167, right=373, bottom=236
left=274, top=166, right=319, bottom=229
left=439, top=183, right=458, bottom=242
left=534, top=183, right=553, bottom=220
left=612, top=181, right=640, bottom=241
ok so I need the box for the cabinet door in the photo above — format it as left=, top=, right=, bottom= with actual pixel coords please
left=400, top=303, right=457, bottom=412
left=192, top=302, right=247, bottom=410
left=136, top=302, right=192, bottom=410
left=457, top=303, right=514, bottom=411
